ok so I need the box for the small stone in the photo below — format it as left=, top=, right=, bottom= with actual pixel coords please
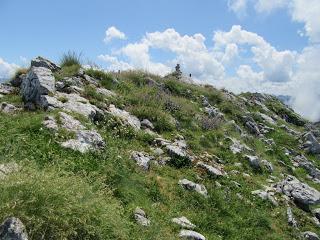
left=287, top=207, right=298, bottom=227
left=131, top=151, right=152, bottom=170
left=141, top=119, right=154, bottom=130
left=172, top=216, right=196, bottom=229
left=179, top=179, right=207, bottom=196
left=134, top=207, right=150, bottom=226
left=303, top=231, right=319, bottom=240
left=179, top=230, right=206, bottom=240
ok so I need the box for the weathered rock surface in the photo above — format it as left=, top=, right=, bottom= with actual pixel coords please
left=302, top=132, right=320, bottom=155
left=59, top=112, right=85, bottom=131
left=42, top=115, right=59, bottom=131
left=0, top=162, right=19, bottom=179
left=276, top=176, right=320, bottom=208
left=108, top=104, right=141, bottom=130
left=251, top=189, right=278, bottom=206
left=141, top=119, right=154, bottom=130
left=172, top=216, right=196, bottom=229
left=287, top=207, right=298, bottom=227
left=179, top=230, right=205, bottom=240
left=196, top=162, right=225, bottom=177
left=134, top=207, right=150, bottom=226
left=31, top=56, right=60, bottom=72
left=303, top=231, right=320, bottom=240
left=0, top=102, right=19, bottom=114
left=245, top=155, right=273, bottom=173
left=0, top=217, right=28, bottom=240
left=21, top=67, right=55, bottom=108
left=228, top=138, right=252, bottom=154
left=61, top=130, right=105, bottom=153
left=179, top=179, right=207, bottom=196
left=131, top=151, right=152, bottom=170
left=0, top=84, right=16, bottom=95
left=293, top=155, right=320, bottom=181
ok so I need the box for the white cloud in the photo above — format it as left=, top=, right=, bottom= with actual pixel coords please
left=214, top=25, right=296, bottom=82
left=228, top=0, right=248, bottom=17
left=104, top=26, right=126, bottom=43
left=0, top=58, right=19, bottom=81
left=289, top=0, right=320, bottom=43
left=291, top=45, right=320, bottom=121
left=255, top=0, right=289, bottom=13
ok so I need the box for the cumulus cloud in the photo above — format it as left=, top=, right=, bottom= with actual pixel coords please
left=104, top=26, right=126, bottom=43
left=214, top=25, right=297, bottom=82
left=254, top=0, right=289, bottom=13
left=0, top=58, right=19, bottom=81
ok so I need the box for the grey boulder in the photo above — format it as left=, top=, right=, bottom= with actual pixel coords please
left=172, top=216, right=196, bottom=229
left=0, top=217, right=28, bottom=240
left=131, top=151, right=152, bottom=170
left=134, top=207, right=150, bottom=226
left=179, top=179, right=207, bottom=196
left=31, top=56, right=60, bottom=72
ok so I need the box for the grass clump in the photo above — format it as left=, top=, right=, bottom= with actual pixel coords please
left=0, top=166, right=129, bottom=240
left=60, top=51, right=82, bottom=68
left=85, top=69, right=115, bottom=89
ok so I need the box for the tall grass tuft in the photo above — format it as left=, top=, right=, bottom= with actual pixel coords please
left=60, top=51, right=82, bottom=68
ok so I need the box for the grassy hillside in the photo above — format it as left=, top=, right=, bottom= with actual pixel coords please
left=0, top=58, right=319, bottom=239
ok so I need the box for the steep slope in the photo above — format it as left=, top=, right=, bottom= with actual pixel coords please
left=0, top=57, right=320, bottom=239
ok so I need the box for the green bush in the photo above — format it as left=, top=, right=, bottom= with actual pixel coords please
left=0, top=167, right=129, bottom=239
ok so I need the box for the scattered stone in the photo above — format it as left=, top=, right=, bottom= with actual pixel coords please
left=108, top=104, right=141, bottom=130
left=0, top=162, right=19, bottom=179
left=243, top=116, right=260, bottom=135
left=293, top=155, right=320, bottom=181
left=61, top=130, right=105, bottom=153
left=31, top=56, right=60, bottom=72
left=165, top=139, right=192, bottom=163
left=287, top=207, right=298, bottom=227
left=245, top=155, right=261, bottom=170
left=0, top=84, right=16, bottom=95
left=172, top=216, right=196, bottom=229
left=0, top=217, right=28, bottom=240
left=131, top=151, right=152, bottom=170
left=252, top=189, right=278, bottom=206
left=179, top=230, right=206, bottom=240
left=42, top=115, right=58, bottom=131
left=96, top=87, right=116, bottom=97
left=276, top=176, right=320, bottom=209
left=59, top=112, right=85, bottom=131
left=303, top=231, right=319, bottom=240
left=141, top=119, right=154, bottom=130
left=134, top=207, right=150, bottom=226
left=196, top=162, right=225, bottom=177
left=228, top=138, right=252, bottom=154
left=179, top=179, right=207, bottom=196
left=261, top=160, right=274, bottom=173
left=0, top=102, right=19, bottom=114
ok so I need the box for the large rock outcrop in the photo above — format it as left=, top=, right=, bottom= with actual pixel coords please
left=0, top=217, right=28, bottom=240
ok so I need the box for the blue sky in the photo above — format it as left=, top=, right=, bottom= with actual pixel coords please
left=0, top=0, right=320, bottom=121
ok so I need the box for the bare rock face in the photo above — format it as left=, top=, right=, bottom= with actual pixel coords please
left=31, top=56, right=61, bottom=72
left=276, top=176, right=320, bottom=209
left=0, top=217, right=28, bottom=240
left=61, top=130, right=105, bottom=153
left=302, top=132, right=320, bottom=155
left=21, top=66, right=55, bottom=109
left=107, top=104, right=141, bottom=130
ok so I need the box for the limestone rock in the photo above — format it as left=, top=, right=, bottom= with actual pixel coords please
left=108, top=104, right=141, bottom=130
left=141, top=119, right=154, bottom=130
left=302, top=132, right=320, bottom=154
left=0, top=217, right=28, bottom=240
left=96, top=87, right=116, bottom=97
left=21, top=67, right=55, bottom=107
left=0, top=102, right=19, bottom=114
left=0, top=162, right=19, bottom=179
left=303, top=231, right=319, bottom=240
left=179, top=179, right=207, bottom=196
left=196, top=162, right=225, bottom=177
left=59, top=112, right=85, bottom=131
left=276, top=176, right=320, bottom=208
left=179, top=230, right=205, bottom=240
left=131, top=151, right=152, bottom=170
left=172, top=216, right=196, bottom=229
left=42, top=115, right=59, bottom=131
left=0, top=84, right=16, bottom=95
left=287, top=207, right=298, bottom=227
left=134, top=207, right=150, bottom=226
left=61, top=130, right=105, bottom=153
left=31, top=56, right=60, bottom=72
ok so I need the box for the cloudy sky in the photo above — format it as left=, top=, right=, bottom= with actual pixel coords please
left=0, top=0, right=319, bottom=121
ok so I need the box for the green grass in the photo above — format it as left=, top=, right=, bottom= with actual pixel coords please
left=0, top=70, right=319, bottom=239
left=60, top=51, right=82, bottom=68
